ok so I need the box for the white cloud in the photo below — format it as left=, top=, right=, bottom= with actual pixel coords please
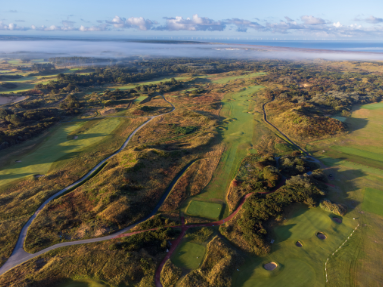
left=159, top=14, right=225, bottom=31
left=333, top=22, right=342, bottom=28
left=301, top=15, right=326, bottom=25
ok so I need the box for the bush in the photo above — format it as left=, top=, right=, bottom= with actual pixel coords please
left=319, top=199, right=347, bottom=216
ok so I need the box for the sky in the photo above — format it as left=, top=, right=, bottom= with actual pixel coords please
left=1, top=0, right=383, bottom=40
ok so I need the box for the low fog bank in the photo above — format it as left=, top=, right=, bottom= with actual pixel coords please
left=1, top=40, right=383, bottom=61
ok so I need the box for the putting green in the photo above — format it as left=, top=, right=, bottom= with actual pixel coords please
left=171, top=241, right=205, bottom=270
left=362, top=188, right=383, bottom=217
left=0, top=118, right=121, bottom=187
left=186, top=200, right=222, bottom=219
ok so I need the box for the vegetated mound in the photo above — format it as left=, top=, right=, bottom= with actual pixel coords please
left=264, top=262, right=278, bottom=271
left=227, top=154, right=280, bottom=211
left=0, top=229, right=179, bottom=287
left=296, top=241, right=303, bottom=247
left=179, top=236, right=244, bottom=287
left=161, top=259, right=182, bottom=287
left=320, top=199, right=347, bottom=216
left=317, top=232, right=326, bottom=240
left=268, top=101, right=346, bottom=139
left=221, top=173, right=326, bottom=256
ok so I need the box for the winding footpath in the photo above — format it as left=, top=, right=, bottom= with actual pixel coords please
left=0, top=96, right=176, bottom=276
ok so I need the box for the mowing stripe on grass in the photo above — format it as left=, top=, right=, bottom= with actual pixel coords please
left=186, top=200, right=223, bottom=220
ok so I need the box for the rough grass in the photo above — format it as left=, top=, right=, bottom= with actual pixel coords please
left=0, top=234, right=170, bottom=287
left=0, top=118, right=121, bottom=187
left=186, top=200, right=222, bottom=219
left=172, top=240, right=206, bottom=270
left=179, top=236, right=244, bottom=287
left=108, top=76, right=189, bottom=90
left=160, top=260, right=182, bottom=287
left=207, top=72, right=266, bottom=84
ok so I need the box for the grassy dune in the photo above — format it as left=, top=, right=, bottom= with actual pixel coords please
left=0, top=118, right=121, bottom=187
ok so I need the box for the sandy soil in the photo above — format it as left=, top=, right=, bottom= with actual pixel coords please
left=296, top=241, right=303, bottom=247
left=317, top=232, right=327, bottom=240
left=264, top=262, right=278, bottom=270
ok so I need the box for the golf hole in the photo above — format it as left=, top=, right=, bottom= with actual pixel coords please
left=264, top=262, right=278, bottom=271
left=317, top=232, right=327, bottom=240
left=296, top=241, right=303, bottom=247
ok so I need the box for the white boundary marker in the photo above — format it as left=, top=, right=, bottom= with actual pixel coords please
left=325, top=224, right=359, bottom=283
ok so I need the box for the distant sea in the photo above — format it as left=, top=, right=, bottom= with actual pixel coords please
left=211, top=40, right=383, bottom=53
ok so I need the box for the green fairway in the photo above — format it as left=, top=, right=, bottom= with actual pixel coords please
left=195, top=86, right=262, bottom=203
left=233, top=205, right=355, bottom=287
left=0, top=118, right=121, bottom=187
left=361, top=102, right=383, bottom=110
left=186, top=200, right=223, bottom=219
left=273, top=206, right=333, bottom=242
left=135, top=95, right=148, bottom=102
left=331, top=146, right=383, bottom=163
left=109, top=76, right=189, bottom=90
left=171, top=241, right=206, bottom=270
left=362, top=188, right=383, bottom=216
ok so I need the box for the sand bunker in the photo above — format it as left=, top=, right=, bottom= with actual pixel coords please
left=15, top=160, right=22, bottom=163
left=332, top=217, right=342, bottom=224
left=296, top=241, right=303, bottom=247
left=317, top=232, right=327, bottom=240
left=264, top=262, right=278, bottom=271
left=74, top=136, right=78, bottom=139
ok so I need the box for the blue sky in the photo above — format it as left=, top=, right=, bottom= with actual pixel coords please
left=1, top=0, right=383, bottom=39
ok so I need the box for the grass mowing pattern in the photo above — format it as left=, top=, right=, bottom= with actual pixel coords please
left=0, top=118, right=121, bottom=187
left=234, top=205, right=355, bottom=287
left=171, top=241, right=206, bottom=270
left=362, top=188, right=383, bottom=216
left=186, top=200, right=223, bottom=219
left=194, top=85, right=263, bottom=203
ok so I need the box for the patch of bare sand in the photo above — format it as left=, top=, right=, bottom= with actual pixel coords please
left=264, top=262, right=278, bottom=270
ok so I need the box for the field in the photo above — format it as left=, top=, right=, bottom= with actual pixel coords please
left=0, top=118, right=121, bottom=187
left=186, top=200, right=223, bottom=219
left=171, top=240, right=206, bottom=269
left=362, top=188, right=383, bottom=217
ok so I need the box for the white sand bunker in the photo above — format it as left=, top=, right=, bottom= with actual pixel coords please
left=15, top=160, right=22, bottom=163
left=264, top=262, right=278, bottom=271
left=317, top=232, right=327, bottom=240
left=296, top=241, right=303, bottom=247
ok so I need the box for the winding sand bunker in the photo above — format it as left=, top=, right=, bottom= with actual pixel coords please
left=264, top=262, right=278, bottom=271
left=332, top=217, right=342, bottom=224
left=317, top=232, right=327, bottom=240
left=296, top=241, right=303, bottom=247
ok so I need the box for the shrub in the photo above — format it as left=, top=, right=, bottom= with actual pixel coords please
left=319, top=199, right=347, bottom=216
